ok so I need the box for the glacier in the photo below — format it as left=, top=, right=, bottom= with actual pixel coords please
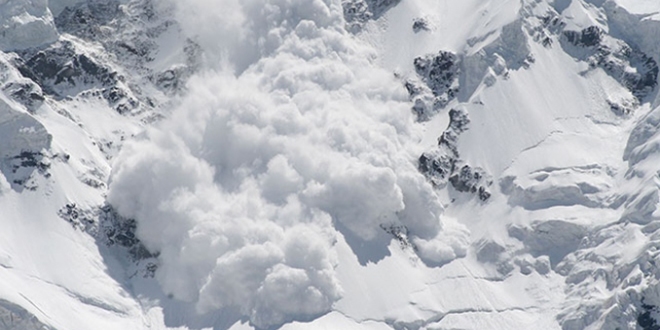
left=1, top=0, right=660, bottom=329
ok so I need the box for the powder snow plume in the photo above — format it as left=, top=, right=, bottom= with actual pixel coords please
left=107, top=0, right=469, bottom=327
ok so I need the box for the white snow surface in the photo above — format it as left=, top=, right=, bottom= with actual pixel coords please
left=0, top=0, right=660, bottom=329
left=0, top=0, right=58, bottom=51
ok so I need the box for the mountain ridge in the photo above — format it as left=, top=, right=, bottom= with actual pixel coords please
left=1, top=0, right=660, bottom=329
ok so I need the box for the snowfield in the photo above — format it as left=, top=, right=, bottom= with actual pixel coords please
left=1, top=0, right=660, bottom=329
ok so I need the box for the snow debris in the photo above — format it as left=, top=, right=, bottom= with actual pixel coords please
left=108, top=0, right=468, bottom=327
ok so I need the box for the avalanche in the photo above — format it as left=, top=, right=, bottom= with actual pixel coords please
left=1, top=0, right=660, bottom=330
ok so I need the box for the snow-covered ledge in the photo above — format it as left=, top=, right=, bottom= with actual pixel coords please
left=0, top=0, right=58, bottom=51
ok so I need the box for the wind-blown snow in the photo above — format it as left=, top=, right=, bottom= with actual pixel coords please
left=107, top=0, right=468, bottom=327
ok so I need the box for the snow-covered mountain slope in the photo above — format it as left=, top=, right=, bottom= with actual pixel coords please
left=2, top=0, right=660, bottom=329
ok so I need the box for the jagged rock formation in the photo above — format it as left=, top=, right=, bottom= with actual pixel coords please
left=406, top=51, right=460, bottom=121
left=418, top=108, right=492, bottom=201
left=342, top=0, right=401, bottom=32
left=560, top=25, right=658, bottom=103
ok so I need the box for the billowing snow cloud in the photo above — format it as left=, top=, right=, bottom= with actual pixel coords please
left=107, top=0, right=469, bottom=327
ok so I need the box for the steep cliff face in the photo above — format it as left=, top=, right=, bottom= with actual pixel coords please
left=2, top=0, right=660, bottom=329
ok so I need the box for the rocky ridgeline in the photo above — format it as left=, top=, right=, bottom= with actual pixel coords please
left=8, top=0, right=199, bottom=118
left=56, top=0, right=201, bottom=96
left=0, top=0, right=199, bottom=193
left=0, top=0, right=187, bottom=285
left=14, top=40, right=141, bottom=112
left=562, top=25, right=658, bottom=103
left=532, top=11, right=659, bottom=114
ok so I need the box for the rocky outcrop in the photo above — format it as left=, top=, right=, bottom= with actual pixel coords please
left=560, top=25, right=658, bottom=103
left=99, top=204, right=155, bottom=261
left=449, top=165, right=492, bottom=201
left=412, top=18, right=430, bottom=33
left=59, top=202, right=157, bottom=275
left=8, top=0, right=197, bottom=117
left=1, top=82, right=44, bottom=113
left=412, top=51, right=460, bottom=116
left=405, top=51, right=461, bottom=121
left=638, top=299, right=660, bottom=330
left=418, top=108, right=492, bottom=201
left=342, top=0, right=401, bottom=33
left=563, top=26, right=603, bottom=48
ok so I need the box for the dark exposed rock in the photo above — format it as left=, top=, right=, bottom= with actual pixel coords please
left=449, top=165, right=491, bottom=201
left=16, top=41, right=119, bottom=96
left=102, top=87, right=139, bottom=114
left=593, top=44, right=658, bottom=101
left=43, top=0, right=197, bottom=111
left=418, top=108, right=491, bottom=200
left=58, top=203, right=95, bottom=231
left=1, top=81, right=44, bottom=113
left=445, top=108, right=470, bottom=134
left=14, top=39, right=145, bottom=115
left=478, top=186, right=492, bottom=201
left=639, top=299, right=660, bottom=330
left=99, top=204, right=156, bottom=261
left=58, top=203, right=158, bottom=277
left=564, top=26, right=603, bottom=48
left=419, top=150, right=455, bottom=182
left=560, top=26, right=658, bottom=102
left=414, top=51, right=460, bottom=99
left=412, top=18, right=430, bottom=33
left=540, top=13, right=566, bottom=33
left=10, top=151, right=50, bottom=173
left=5, top=151, right=51, bottom=191
left=407, top=51, right=460, bottom=120
left=342, top=0, right=401, bottom=33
